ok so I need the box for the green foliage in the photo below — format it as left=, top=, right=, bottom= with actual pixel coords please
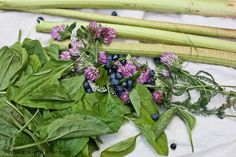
left=0, top=42, right=28, bottom=90
left=101, top=134, right=139, bottom=157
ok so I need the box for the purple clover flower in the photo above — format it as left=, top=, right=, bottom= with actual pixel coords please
left=88, top=21, right=102, bottom=38
left=137, top=69, right=150, bottom=84
left=152, top=91, right=163, bottom=104
left=69, top=40, right=83, bottom=57
left=117, top=62, right=137, bottom=78
left=84, top=66, right=99, bottom=81
left=101, top=27, right=117, bottom=45
left=50, top=25, right=65, bottom=41
left=60, top=51, right=71, bottom=60
left=99, top=51, right=108, bottom=64
left=160, top=52, right=182, bottom=67
left=120, top=91, right=130, bottom=103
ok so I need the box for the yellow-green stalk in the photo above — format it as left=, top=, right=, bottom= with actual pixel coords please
left=37, top=21, right=236, bottom=53
left=22, top=9, right=236, bottom=39
left=0, top=0, right=236, bottom=17
left=50, top=40, right=236, bottom=68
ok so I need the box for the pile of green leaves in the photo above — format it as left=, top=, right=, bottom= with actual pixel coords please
left=1, top=37, right=236, bottom=157
left=0, top=39, right=126, bottom=157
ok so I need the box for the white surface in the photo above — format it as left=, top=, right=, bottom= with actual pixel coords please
left=1, top=9, right=236, bottom=157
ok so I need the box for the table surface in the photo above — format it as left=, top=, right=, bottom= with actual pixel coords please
left=1, top=9, right=236, bottom=157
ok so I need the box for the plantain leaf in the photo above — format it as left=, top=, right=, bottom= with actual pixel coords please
left=177, top=109, right=196, bottom=152
left=101, top=134, right=139, bottom=157
left=153, top=107, right=178, bottom=138
left=52, top=137, right=89, bottom=157
left=10, top=60, right=74, bottom=110
left=0, top=42, right=28, bottom=90
left=129, top=89, right=141, bottom=117
left=40, top=113, right=113, bottom=142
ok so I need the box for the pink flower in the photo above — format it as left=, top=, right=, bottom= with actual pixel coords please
left=60, top=51, right=71, bottom=60
left=160, top=52, right=182, bottom=67
left=69, top=40, right=83, bottom=56
left=99, top=51, right=108, bottom=64
left=101, top=27, right=116, bottom=45
left=84, top=66, right=99, bottom=81
left=88, top=21, right=102, bottom=38
left=50, top=25, right=65, bottom=41
left=152, top=91, right=163, bottom=104
left=137, top=69, right=150, bottom=84
left=120, top=91, right=130, bottom=103
left=117, top=62, right=137, bottom=78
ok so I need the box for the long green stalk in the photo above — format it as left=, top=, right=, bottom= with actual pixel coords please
left=37, top=21, right=236, bottom=53
left=0, top=0, right=236, bottom=17
left=21, top=9, right=236, bottom=39
left=50, top=40, right=236, bottom=68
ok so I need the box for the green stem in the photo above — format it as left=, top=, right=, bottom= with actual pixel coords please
left=37, top=21, right=236, bottom=53
left=1, top=0, right=236, bottom=17
left=22, top=8, right=236, bottom=39
left=11, top=117, right=46, bottom=154
left=50, top=40, right=236, bottom=68
left=5, top=100, right=24, bottom=117
left=17, top=109, right=39, bottom=134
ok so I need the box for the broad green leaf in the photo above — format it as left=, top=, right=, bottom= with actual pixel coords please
left=61, top=75, right=85, bottom=101
left=132, top=84, right=169, bottom=155
left=12, top=60, right=73, bottom=109
left=0, top=42, right=28, bottom=90
left=41, top=113, right=113, bottom=142
left=129, top=89, right=141, bottom=117
left=77, top=144, right=89, bottom=157
left=52, top=137, right=89, bottom=157
left=44, top=45, right=59, bottom=60
left=73, top=92, right=125, bottom=132
left=13, top=132, right=39, bottom=157
left=101, top=134, right=139, bottom=157
left=95, top=67, right=108, bottom=86
left=177, top=109, right=196, bottom=152
left=0, top=94, right=19, bottom=157
left=135, top=84, right=158, bottom=116
left=134, top=120, right=168, bottom=156
left=22, top=38, right=49, bottom=65
left=153, top=107, right=178, bottom=139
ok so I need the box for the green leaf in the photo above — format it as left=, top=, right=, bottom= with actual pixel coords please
left=44, top=45, right=60, bottom=60
left=131, top=84, right=169, bottom=156
left=177, top=109, right=196, bottom=152
left=135, top=84, right=158, bottom=116
left=52, top=137, right=89, bottom=157
left=0, top=42, right=28, bottom=90
left=134, top=120, right=168, bottom=156
left=153, top=108, right=178, bottom=139
left=101, top=134, right=139, bottom=157
left=95, top=67, right=108, bottom=86
left=129, top=89, right=141, bottom=117
left=72, top=92, right=125, bottom=132
left=12, top=60, right=73, bottom=109
left=0, top=94, right=19, bottom=157
left=61, top=75, right=85, bottom=101
left=22, top=38, right=49, bottom=65
left=41, top=113, right=113, bottom=142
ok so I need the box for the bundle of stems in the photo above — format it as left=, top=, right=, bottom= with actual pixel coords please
left=0, top=0, right=236, bottom=17
left=50, top=40, right=236, bottom=68
left=20, top=9, right=236, bottom=39
left=36, top=21, right=236, bottom=53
